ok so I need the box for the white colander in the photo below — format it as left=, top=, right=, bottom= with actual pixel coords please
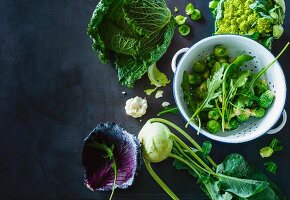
left=172, top=35, right=287, bottom=143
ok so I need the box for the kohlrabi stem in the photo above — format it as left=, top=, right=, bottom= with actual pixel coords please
left=171, top=134, right=214, bottom=174
left=109, top=161, right=117, bottom=200
left=148, top=118, right=217, bottom=168
left=169, top=153, right=201, bottom=177
left=172, top=140, right=202, bottom=176
left=144, top=159, right=180, bottom=200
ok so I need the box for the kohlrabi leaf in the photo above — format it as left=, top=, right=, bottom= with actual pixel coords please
left=264, top=162, right=277, bottom=174
left=82, top=122, right=141, bottom=191
left=88, top=0, right=175, bottom=87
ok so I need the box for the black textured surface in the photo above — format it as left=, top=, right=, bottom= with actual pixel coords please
left=0, top=0, right=289, bottom=199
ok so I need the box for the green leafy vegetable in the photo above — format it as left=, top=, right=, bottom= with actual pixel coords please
left=175, top=15, right=187, bottom=25
left=144, top=87, right=158, bottom=95
left=178, top=24, right=191, bottom=36
left=185, top=3, right=195, bottom=15
left=265, top=162, right=277, bottom=174
left=145, top=63, right=170, bottom=96
left=186, top=65, right=224, bottom=128
left=138, top=118, right=287, bottom=200
left=157, top=106, right=179, bottom=116
left=260, top=147, right=274, bottom=158
left=181, top=43, right=288, bottom=133
left=148, top=63, right=170, bottom=87
left=88, top=0, right=176, bottom=87
left=260, top=138, right=283, bottom=158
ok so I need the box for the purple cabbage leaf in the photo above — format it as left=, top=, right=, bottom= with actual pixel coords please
left=82, top=122, right=141, bottom=193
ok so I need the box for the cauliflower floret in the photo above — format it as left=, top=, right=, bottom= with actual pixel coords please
left=155, top=90, right=164, bottom=99
left=125, top=96, right=148, bottom=118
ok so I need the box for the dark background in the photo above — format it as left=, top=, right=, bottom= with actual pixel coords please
left=0, top=0, right=289, bottom=199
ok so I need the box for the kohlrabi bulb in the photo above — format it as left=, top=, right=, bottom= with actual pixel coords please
left=138, top=122, right=173, bottom=163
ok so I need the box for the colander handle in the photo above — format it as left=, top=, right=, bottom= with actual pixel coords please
left=171, top=48, right=189, bottom=73
left=267, top=109, right=287, bottom=135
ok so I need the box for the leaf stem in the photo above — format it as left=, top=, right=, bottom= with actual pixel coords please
left=171, top=134, right=214, bottom=174
left=148, top=118, right=217, bottom=168
left=109, top=160, right=117, bottom=200
left=144, top=159, right=180, bottom=200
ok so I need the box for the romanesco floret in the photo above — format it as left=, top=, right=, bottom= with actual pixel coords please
left=215, top=0, right=266, bottom=36
left=256, top=18, right=273, bottom=35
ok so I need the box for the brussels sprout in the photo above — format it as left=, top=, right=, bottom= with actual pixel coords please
left=193, top=60, right=207, bottom=73
left=214, top=45, right=228, bottom=58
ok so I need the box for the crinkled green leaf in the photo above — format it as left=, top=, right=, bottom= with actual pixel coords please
left=88, top=0, right=176, bottom=87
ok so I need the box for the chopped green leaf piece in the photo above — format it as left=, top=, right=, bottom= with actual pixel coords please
left=148, top=63, right=170, bottom=87
left=191, top=9, right=202, bottom=20
left=202, top=141, right=212, bottom=157
left=178, top=24, right=191, bottom=36
left=264, top=162, right=277, bottom=174
left=157, top=106, right=179, bottom=116
left=175, top=15, right=187, bottom=25
left=260, top=147, right=274, bottom=158
left=269, top=138, right=283, bottom=152
left=273, top=25, right=284, bottom=39
left=174, top=7, right=178, bottom=13
left=209, top=1, right=219, bottom=10
left=185, top=3, right=195, bottom=15
left=145, top=87, right=158, bottom=95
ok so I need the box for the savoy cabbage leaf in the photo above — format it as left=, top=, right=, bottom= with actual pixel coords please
left=88, top=0, right=175, bottom=87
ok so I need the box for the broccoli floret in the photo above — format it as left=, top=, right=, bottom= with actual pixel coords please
left=188, top=73, right=203, bottom=85
left=256, top=18, right=273, bottom=35
left=224, top=119, right=240, bottom=130
left=250, top=107, right=266, bottom=118
left=193, top=60, right=207, bottom=73
left=259, top=90, right=275, bottom=108
left=206, top=120, right=221, bottom=133
left=214, top=45, right=228, bottom=58
left=208, top=109, right=220, bottom=120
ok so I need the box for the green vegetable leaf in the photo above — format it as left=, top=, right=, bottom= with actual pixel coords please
left=269, top=138, right=283, bottom=152
left=175, top=15, right=187, bottom=25
left=264, top=162, right=277, bottom=174
left=144, top=87, right=158, bottom=95
left=187, top=66, right=224, bottom=127
left=88, top=0, right=176, bottom=87
left=202, top=141, right=212, bottom=157
left=181, top=71, right=197, bottom=112
left=260, top=147, right=274, bottom=158
left=157, top=106, right=179, bottom=116
left=178, top=24, right=191, bottom=36
left=173, top=159, right=198, bottom=178
left=148, top=63, right=170, bottom=87
left=185, top=3, right=195, bottom=15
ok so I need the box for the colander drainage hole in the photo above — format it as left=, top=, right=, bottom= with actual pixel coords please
left=249, top=51, right=252, bottom=54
